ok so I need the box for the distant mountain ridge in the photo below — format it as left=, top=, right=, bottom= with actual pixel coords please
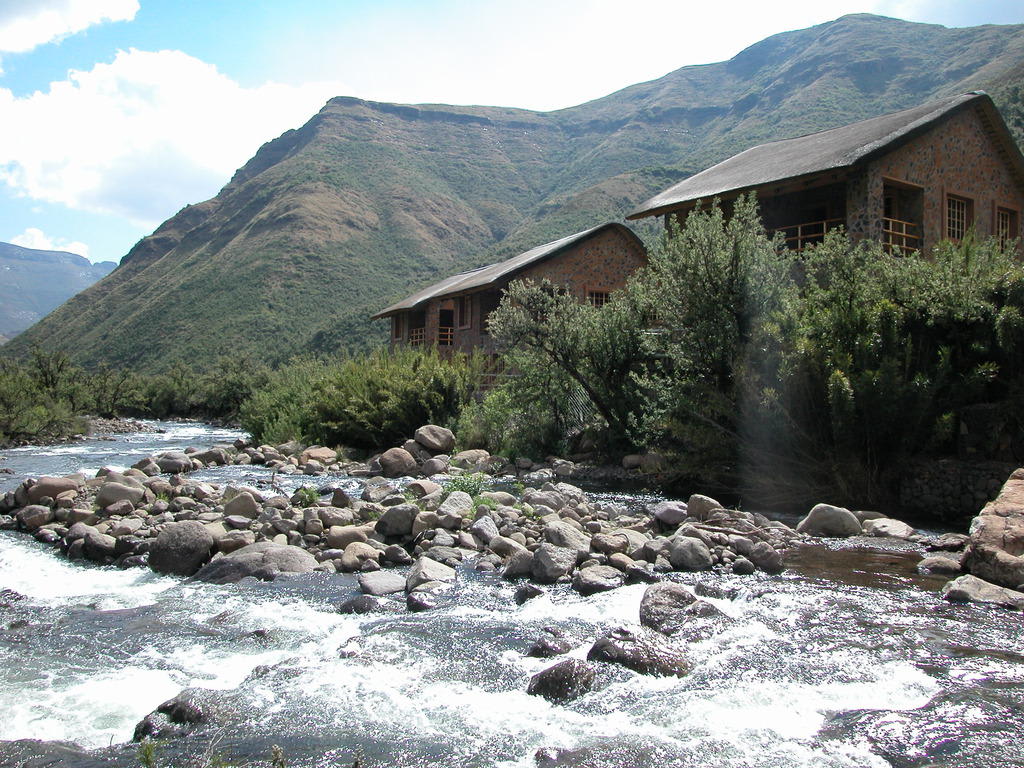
left=0, top=242, right=115, bottom=341
left=7, top=13, right=1024, bottom=368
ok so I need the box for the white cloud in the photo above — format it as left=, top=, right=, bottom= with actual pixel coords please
left=0, top=0, right=138, bottom=54
left=0, top=49, right=348, bottom=226
left=10, top=226, right=90, bottom=260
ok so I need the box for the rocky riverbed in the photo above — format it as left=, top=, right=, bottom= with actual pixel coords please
left=2, top=421, right=1024, bottom=767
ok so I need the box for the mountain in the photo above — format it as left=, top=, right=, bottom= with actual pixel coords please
left=0, top=243, right=116, bottom=342
left=7, top=13, right=1024, bottom=369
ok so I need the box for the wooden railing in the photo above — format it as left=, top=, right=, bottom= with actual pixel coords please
left=409, top=327, right=425, bottom=346
left=773, top=218, right=844, bottom=251
left=882, top=217, right=920, bottom=256
left=437, top=326, right=454, bottom=346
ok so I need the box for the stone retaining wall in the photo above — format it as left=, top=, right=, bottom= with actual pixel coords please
left=899, top=458, right=1017, bottom=527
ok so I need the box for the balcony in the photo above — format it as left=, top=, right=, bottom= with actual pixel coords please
left=882, top=217, right=920, bottom=256
left=773, top=218, right=844, bottom=252
left=409, top=327, right=425, bottom=346
left=438, top=326, right=454, bottom=346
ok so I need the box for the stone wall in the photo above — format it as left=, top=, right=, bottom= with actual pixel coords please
left=899, top=458, right=1017, bottom=527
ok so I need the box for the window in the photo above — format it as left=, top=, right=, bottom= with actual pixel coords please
left=457, top=295, right=472, bottom=329
left=391, top=315, right=404, bottom=340
left=996, top=207, right=1019, bottom=249
left=946, top=194, right=972, bottom=241
left=587, top=290, right=610, bottom=308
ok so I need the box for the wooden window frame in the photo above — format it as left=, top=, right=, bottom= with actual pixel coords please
left=944, top=192, right=973, bottom=242
left=586, top=288, right=610, bottom=308
left=456, top=295, right=472, bottom=330
left=995, top=204, right=1020, bottom=249
left=391, top=314, right=404, bottom=341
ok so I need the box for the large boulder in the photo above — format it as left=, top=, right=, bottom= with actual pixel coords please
left=450, top=449, right=489, bottom=469
left=651, top=501, right=688, bottom=527
left=668, top=536, right=713, bottom=571
left=686, top=494, right=724, bottom=520
left=639, top=582, right=698, bottom=635
left=191, top=542, right=317, bottom=584
left=796, top=503, right=862, bottom=537
left=863, top=517, right=916, bottom=539
left=223, top=491, right=260, bottom=519
left=379, top=448, right=418, bottom=478
left=16, top=505, right=54, bottom=531
left=27, top=477, right=80, bottom=504
left=963, top=468, right=1024, bottom=589
left=375, top=503, right=419, bottom=537
left=587, top=627, right=690, bottom=677
left=941, top=574, right=1024, bottom=609
left=414, top=425, right=456, bottom=454
left=571, top=565, right=624, bottom=596
left=149, top=521, right=215, bottom=576
left=532, top=544, right=577, bottom=583
left=406, top=556, right=456, bottom=591
left=543, top=521, right=591, bottom=561
left=527, top=659, right=596, bottom=704
left=358, top=570, right=407, bottom=596
left=156, top=452, right=193, bottom=474
left=95, top=482, right=145, bottom=509
left=300, top=446, right=338, bottom=465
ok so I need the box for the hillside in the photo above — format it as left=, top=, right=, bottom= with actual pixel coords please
left=0, top=243, right=115, bottom=340
left=7, top=13, right=1024, bottom=369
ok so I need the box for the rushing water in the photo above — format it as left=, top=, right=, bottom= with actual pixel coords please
left=1, top=422, right=1023, bottom=768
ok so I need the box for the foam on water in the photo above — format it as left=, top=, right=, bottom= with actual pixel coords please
left=0, top=533, right=176, bottom=609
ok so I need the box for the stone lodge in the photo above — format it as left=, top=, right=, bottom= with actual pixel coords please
left=628, top=92, right=1024, bottom=255
left=373, top=223, right=647, bottom=353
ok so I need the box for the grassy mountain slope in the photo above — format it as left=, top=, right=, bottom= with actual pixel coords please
left=0, top=243, right=115, bottom=339
left=8, top=14, right=1024, bottom=369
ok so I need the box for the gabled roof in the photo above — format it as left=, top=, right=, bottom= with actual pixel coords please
left=373, top=222, right=641, bottom=318
left=629, top=92, right=1024, bottom=220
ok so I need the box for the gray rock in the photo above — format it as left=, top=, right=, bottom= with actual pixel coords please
left=379, top=448, right=418, bottom=478
left=358, top=570, right=407, bottom=596
left=686, top=494, right=724, bottom=520
left=941, top=574, right=1024, bottom=609
left=490, top=535, right=527, bottom=558
left=190, top=542, right=317, bottom=584
left=83, top=531, right=117, bottom=561
left=639, top=582, right=698, bottom=635
left=375, top=503, right=419, bottom=537
left=96, top=482, right=145, bottom=509
left=438, top=490, right=474, bottom=518
left=731, top=556, right=756, bottom=575
left=747, top=541, right=785, bottom=574
left=223, top=491, right=260, bottom=519
left=326, top=525, right=369, bottom=549
left=668, top=536, right=713, bottom=571
left=532, top=543, right=577, bottom=583
left=571, top=565, right=624, bottom=596
left=502, top=549, right=535, bottom=580
left=149, top=521, right=215, bottom=576
left=16, top=505, right=54, bottom=531
left=469, top=515, right=500, bottom=544
left=414, top=425, right=456, bottom=454
left=156, top=452, right=193, bottom=474
left=917, top=555, right=962, bottom=575
left=515, top=583, right=545, bottom=604
left=406, top=556, right=456, bottom=591
left=651, top=501, right=689, bottom=527
left=587, top=627, right=690, bottom=677
left=406, top=591, right=436, bottom=612
left=27, top=477, right=80, bottom=504
left=863, top=517, right=916, bottom=539
left=339, top=595, right=383, bottom=614
left=796, top=503, right=862, bottom=537
left=527, top=658, right=596, bottom=703
left=340, top=542, right=381, bottom=572
left=543, top=520, right=591, bottom=560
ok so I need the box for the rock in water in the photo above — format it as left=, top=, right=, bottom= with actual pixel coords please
left=149, top=521, right=215, bottom=576
left=190, top=542, right=317, bottom=584
left=941, top=574, right=1024, bottom=609
left=796, top=503, right=862, bottom=537
left=379, top=448, right=418, bottom=478
left=527, top=659, right=596, bottom=703
left=571, top=565, right=624, bottom=596
left=963, top=468, right=1024, bottom=590
left=414, top=425, right=456, bottom=454
left=587, top=627, right=690, bottom=677
left=638, top=582, right=697, bottom=635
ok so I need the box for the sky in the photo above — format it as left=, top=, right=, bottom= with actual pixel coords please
left=0, top=0, right=1020, bottom=264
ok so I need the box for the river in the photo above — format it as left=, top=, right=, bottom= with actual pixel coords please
left=1, top=421, right=1022, bottom=768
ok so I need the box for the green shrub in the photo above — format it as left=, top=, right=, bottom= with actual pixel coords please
left=240, top=358, right=326, bottom=444
left=443, top=472, right=489, bottom=499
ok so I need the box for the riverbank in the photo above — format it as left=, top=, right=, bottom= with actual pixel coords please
left=3, top=420, right=1024, bottom=768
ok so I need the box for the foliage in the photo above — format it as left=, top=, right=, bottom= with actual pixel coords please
left=443, top=472, right=489, bottom=500
left=240, top=357, right=326, bottom=444
left=307, top=347, right=484, bottom=449
left=294, top=486, right=320, bottom=507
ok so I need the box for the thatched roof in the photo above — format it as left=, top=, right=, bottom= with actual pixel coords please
left=629, top=92, right=1024, bottom=220
left=373, top=222, right=641, bottom=318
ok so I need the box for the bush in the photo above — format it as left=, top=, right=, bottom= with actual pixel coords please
left=307, top=347, right=483, bottom=449
left=240, top=358, right=325, bottom=444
